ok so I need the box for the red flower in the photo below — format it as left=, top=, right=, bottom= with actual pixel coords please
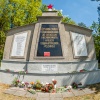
left=47, top=4, right=53, bottom=9
left=25, top=82, right=29, bottom=85
left=80, top=70, right=84, bottom=72
left=17, top=80, right=20, bottom=83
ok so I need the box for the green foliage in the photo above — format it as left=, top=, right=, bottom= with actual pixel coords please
left=90, top=21, right=100, bottom=62
left=78, top=22, right=87, bottom=28
left=90, top=21, right=100, bottom=34
left=8, top=0, right=42, bottom=26
left=57, top=10, right=63, bottom=16
left=40, top=4, right=48, bottom=12
left=27, top=89, right=36, bottom=94
left=93, top=34, right=100, bottom=62
left=33, top=81, right=43, bottom=89
left=57, top=10, right=76, bottom=25
left=0, top=31, right=6, bottom=63
left=62, top=16, right=76, bottom=25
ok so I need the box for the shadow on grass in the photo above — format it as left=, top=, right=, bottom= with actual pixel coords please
left=88, top=82, right=100, bottom=94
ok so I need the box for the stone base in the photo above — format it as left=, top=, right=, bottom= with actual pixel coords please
left=0, top=70, right=100, bottom=86
left=0, top=60, right=99, bottom=86
left=0, top=60, right=98, bottom=73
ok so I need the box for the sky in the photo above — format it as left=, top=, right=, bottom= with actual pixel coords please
left=42, top=0, right=99, bottom=27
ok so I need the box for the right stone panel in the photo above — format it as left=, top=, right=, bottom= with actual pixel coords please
left=71, top=32, right=88, bottom=57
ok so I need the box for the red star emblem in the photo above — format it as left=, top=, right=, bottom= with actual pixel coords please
left=47, top=4, right=53, bottom=9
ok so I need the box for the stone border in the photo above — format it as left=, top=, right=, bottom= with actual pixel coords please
left=4, top=87, right=96, bottom=100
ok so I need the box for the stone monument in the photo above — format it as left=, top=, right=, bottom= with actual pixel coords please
left=0, top=11, right=100, bottom=86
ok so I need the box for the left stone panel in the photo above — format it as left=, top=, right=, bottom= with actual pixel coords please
left=11, top=31, right=28, bottom=58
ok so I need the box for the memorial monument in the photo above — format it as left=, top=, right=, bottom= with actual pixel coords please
left=0, top=8, right=100, bottom=86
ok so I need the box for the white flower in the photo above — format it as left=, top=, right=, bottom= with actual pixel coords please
left=41, top=82, right=44, bottom=85
left=21, top=82, right=25, bottom=84
left=28, top=84, right=31, bottom=88
left=48, top=9, right=52, bottom=11
left=66, top=85, right=72, bottom=90
left=46, top=82, right=49, bottom=85
left=52, top=79, right=55, bottom=81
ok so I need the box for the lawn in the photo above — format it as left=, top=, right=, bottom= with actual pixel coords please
left=0, top=83, right=100, bottom=100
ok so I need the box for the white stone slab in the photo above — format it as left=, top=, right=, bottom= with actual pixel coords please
left=42, top=64, right=57, bottom=72
left=11, top=31, right=28, bottom=57
left=71, top=32, right=87, bottom=57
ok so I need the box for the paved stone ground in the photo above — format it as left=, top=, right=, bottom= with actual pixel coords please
left=4, top=87, right=96, bottom=100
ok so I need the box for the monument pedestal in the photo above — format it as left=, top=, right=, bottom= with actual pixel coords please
left=0, top=68, right=100, bottom=87
left=1, top=60, right=98, bottom=73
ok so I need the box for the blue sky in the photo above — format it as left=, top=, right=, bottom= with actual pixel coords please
left=42, top=0, right=99, bottom=27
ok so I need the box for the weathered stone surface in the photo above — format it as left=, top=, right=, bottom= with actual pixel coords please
left=25, top=92, right=37, bottom=98
left=10, top=87, right=26, bottom=91
left=71, top=89, right=85, bottom=96
left=37, top=93, right=49, bottom=98
left=4, top=87, right=97, bottom=99
left=36, top=97, right=50, bottom=100
left=83, top=88, right=96, bottom=94
left=10, top=87, right=20, bottom=90
left=14, top=90, right=27, bottom=96
left=4, top=89, right=17, bottom=95
left=62, top=92, right=74, bottom=97
left=50, top=93, right=62, bottom=98
left=50, top=98, right=63, bottom=100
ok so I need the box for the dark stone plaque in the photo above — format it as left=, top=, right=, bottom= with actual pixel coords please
left=37, top=24, right=62, bottom=56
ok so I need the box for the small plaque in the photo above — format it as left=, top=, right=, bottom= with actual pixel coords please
left=44, top=52, right=50, bottom=57
left=11, top=32, right=28, bottom=57
left=71, top=32, right=88, bottom=57
left=42, top=64, right=57, bottom=72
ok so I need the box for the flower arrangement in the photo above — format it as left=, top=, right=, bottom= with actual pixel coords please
left=33, top=80, right=43, bottom=90
left=41, top=83, right=54, bottom=93
left=18, top=81, right=25, bottom=88
left=12, top=77, right=20, bottom=87
left=11, top=78, right=82, bottom=94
